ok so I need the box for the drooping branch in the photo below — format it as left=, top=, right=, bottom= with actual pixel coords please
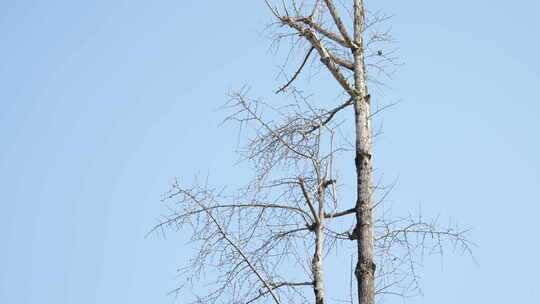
left=276, top=46, right=315, bottom=94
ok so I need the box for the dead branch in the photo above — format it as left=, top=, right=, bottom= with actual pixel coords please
left=324, top=207, right=355, bottom=218
left=298, top=177, right=319, bottom=223
left=307, top=98, right=353, bottom=133
left=276, top=46, right=315, bottom=94
left=322, top=0, right=353, bottom=47
left=247, top=281, right=314, bottom=304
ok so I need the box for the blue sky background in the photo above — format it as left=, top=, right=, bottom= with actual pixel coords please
left=1, top=1, right=539, bottom=303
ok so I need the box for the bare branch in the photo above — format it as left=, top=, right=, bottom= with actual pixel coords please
left=278, top=16, right=357, bottom=96
left=298, top=177, right=319, bottom=223
left=298, top=16, right=348, bottom=48
left=151, top=202, right=312, bottom=234
left=322, top=0, right=353, bottom=47
left=368, top=101, right=398, bottom=119
left=324, top=207, right=355, bottom=218
left=229, top=92, right=315, bottom=160
left=263, top=0, right=281, bottom=18
left=276, top=226, right=311, bottom=237
left=332, top=54, right=354, bottom=70
left=276, top=46, right=315, bottom=94
left=247, top=281, right=314, bottom=304
left=308, top=98, right=353, bottom=133
left=193, top=196, right=283, bottom=304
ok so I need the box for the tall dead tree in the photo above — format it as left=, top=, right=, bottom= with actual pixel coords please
left=152, top=1, right=472, bottom=304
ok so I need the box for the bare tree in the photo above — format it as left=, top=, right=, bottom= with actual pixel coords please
left=152, top=1, right=472, bottom=304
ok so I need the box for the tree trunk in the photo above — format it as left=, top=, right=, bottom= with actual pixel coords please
left=353, top=1, right=376, bottom=304
left=313, top=184, right=326, bottom=304
left=313, top=221, right=325, bottom=304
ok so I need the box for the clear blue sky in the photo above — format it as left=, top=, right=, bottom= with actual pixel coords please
left=1, top=1, right=539, bottom=303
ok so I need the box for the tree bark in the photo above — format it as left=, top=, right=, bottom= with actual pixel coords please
left=313, top=221, right=325, bottom=304
left=312, top=183, right=326, bottom=304
left=352, top=1, right=376, bottom=304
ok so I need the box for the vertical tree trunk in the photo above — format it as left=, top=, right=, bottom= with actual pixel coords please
left=313, top=221, right=325, bottom=304
left=352, top=1, right=376, bottom=304
left=313, top=185, right=326, bottom=304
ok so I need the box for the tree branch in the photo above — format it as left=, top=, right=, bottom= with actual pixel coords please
left=279, top=16, right=357, bottom=97
left=298, top=177, right=319, bottom=223
left=190, top=194, right=283, bottom=304
left=276, top=46, right=315, bottom=94
left=298, top=17, right=349, bottom=48
left=324, top=207, right=355, bottom=218
left=322, top=0, right=353, bottom=47
left=151, top=202, right=312, bottom=234
left=308, top=98, right=353, bottom=133
left=374, top=229, right=469, bottom=242
left=247, top=281, right=313, bottom=304
left=331, top=54, right=354, bottom=70
left=232, top=93, right=315, bottom=159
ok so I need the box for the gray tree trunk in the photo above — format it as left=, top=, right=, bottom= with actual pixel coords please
left=313, top=220, right=325, bottom=304
left=353, top=1, right=376, bottom=304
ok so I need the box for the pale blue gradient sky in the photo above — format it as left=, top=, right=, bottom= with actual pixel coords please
left=1, top=1, right=539, bottom=303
